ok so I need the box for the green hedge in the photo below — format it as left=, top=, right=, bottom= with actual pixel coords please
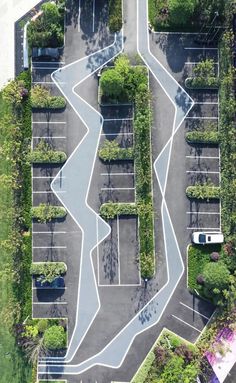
left=29, top=140, right=67, bottom=164
left=31, top=204, right=67, bottom=222
left=30, top=262, right=67, bottom=283
left=185, top=77, right=219, bottom=89
left=186, top=184, right=220, bottom=200
left=108, top=0, right=122, bottom=33
left=186, top=130, right=219, bottom=144
left=43, top=325, right=66, bottom=350
left=100, top=202, right=137, bottom=219
left=99, top=139, right=133, bottom=161
left=131, top=349, right=155, bottom=383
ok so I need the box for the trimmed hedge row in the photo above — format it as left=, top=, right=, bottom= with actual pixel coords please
left=31, top=85, right=66, bottom=109
left=30, top=262, right=67, bottom=283
left=108, top=0, right=122, bottom=33
left=100, top=202, right=137, bottom=219
left=186, top=130, right=219, bottom=144
left=31, top=204, right=67, bottom=222
left=99, top=140, right=133, bottom=161
left=185, top=77, right=219, bottom=89
left=186, top=184, right=220, bottom=200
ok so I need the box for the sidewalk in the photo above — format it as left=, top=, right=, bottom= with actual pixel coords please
left=0, top=0, right=41, bottom=89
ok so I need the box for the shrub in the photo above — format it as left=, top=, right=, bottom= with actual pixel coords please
left=2, top=79, right=28, bottom=106
left=185, top=59, right=219, bottom=89
left=32, top=204, right=67, bottom=223
left=169, top=0, right=197, bottom=26
left=31, top=85, right=66, bottom=109
left=185, top=77, right=219, bottom=89
left=99, top=139, right=133, bottom=161
left=186, top=183, right=220, bottom=200
left=37, top=319, right=48, bottom=333
left=185, top=130, right=219, bottom=144
left=30, top=262, right=67, bottom=283
left=202, top=262, right=230, bottom=299
left=196, top=274, right=205, bottom=285
left=43, top=325, right=66, bottom=350
left=100, top=202, right=137, bottom=219
left=29, top=140, right=67, bottom=163
left=100, top=69, right=124, bottom=98
left=210, top=252, right=220, bottom=261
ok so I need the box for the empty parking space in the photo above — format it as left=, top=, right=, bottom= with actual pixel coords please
left=187, top=102, right=218, bottom=118
left=100, top=104, right=133, bottom=119
left=100, top=172, right=134, bottom=189
left=100, top=188, right=135, bottom=203
left=187, top=211, right=220, bottom=230
left=185, top=144, right=219, bottom=158
left=33, top=288, right=67, bottom=303
left=33, top=246, right=67, bottom=262
left=119, top=216, right=140, bottom=285
left=33, top=111, right=65, bottom=123
left=33, top=301, right=68, bottom=319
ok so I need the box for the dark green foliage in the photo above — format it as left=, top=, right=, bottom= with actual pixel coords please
left=108, top=0, right=122, bottom=33
left=27, top=1, right=65, bottom=48
left=31, top=85, right=66, bottom=109
left=31, top=204, right=67, bottom=222
left=30, top=262, right=67, bottom=283
left=168, top=0, right=197, bottom=26
left=100, top=202, right=137, bottom=219
left=100, top=69, right=124, bottom=98
left=29, top=140, right=67, bottom=163
left=202, top=262, right=230, bottom=303
left=186, top=183, right=220, bottom=200
left=43, top=325, right=66, bottom=350
left=186, top=130, right=219, bottom=144
left=99, top=140, right=134, bottom=161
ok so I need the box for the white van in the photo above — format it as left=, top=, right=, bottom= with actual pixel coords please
left=192, top=231, right=224, bottom=245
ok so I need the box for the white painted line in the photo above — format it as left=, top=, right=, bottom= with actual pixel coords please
left=180, top=302, right=210, bottom=320
left=92, top=0, right=95, bottom=33
left=101, top=187, right=135, bottom=191
left=193, top=102, right=218, bottom=105
left=33, top=246, right=67, bottom=249
left=187, top=227, right=220, bottom=230
left=78, top=0, right=81, bottom=32
left=185, top=116, right=218, bottom=120
left=100, top=172, right=134, bottom=176
left=172, top=315, right=201, bottom=332
left=117, top=215, right=120, bottom=285
left=186, top=170, right=219, bottom=174
left=184, top=47, right=218, bottom=50
left=32, top=121, right=66, bottom=124
left=32, top=61, right=65, bottom=65
left=185, top=62, right=218, bottom=65
left=33, top=191, right=66, bottom=194
left=32, top=67, right=61, bottom=70
left=33, top=301, right=67, bottom=305
left=100, top=132, right=133, bottom=136
left=32, top=231, right=66, bottom=234
left=33, top=176, right=66, bottom=179
left=32, top=81, right=55, bottom=84
left=186, top=211, right=220, bottom=215
left=186, top=156, right=219, bottom=159
left=33, top=287, right=67, bottom=290
left=103, top=118, right=133, bottom=121
left=33, top=136, right=66, bottom=139
left=98, top=283, right=141, bottom=287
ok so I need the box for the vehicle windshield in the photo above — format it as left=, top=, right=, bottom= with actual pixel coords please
left=199, top=234, right=206, bottom=243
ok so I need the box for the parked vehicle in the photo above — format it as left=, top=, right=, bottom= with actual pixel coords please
left=192, top=231, right=224, bottom=245
left=32, top=47, right=60, bottom=60
left=35, top=276, right=65, bottom=288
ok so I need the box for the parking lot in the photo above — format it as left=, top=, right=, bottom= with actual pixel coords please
left=31, top=60, right=74, bottom=319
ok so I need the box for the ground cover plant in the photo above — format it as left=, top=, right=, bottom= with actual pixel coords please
left=99, top=55, right=155, bottom=278
left=100, top=202, right=137, bottom=219
left=32, top=203, right=67, bottom=222
left=31, top=85, right=66, bottom=109
left=185, top=130, right=219, bottom=144
left=27, top=1, right=65, bottom=48
left=148, top=0, right=226, bottom=31
left=29, top=139, right=67, bottom=163
left=0, top=71, right=32, bottom=382
left=131, top=329, right=200, bottom=383
left=108, top=0, right=122, bottom=33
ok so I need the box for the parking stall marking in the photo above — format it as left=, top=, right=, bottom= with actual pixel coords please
left=186, top=212, right=220, bottom=215
left=186, top=170, right=220, bottom=174
left=100, top=172, right=134, bottom=176
left=32, top=190, right=66, bottom=194
left=33, top=136, right=66, bottom=139
left=32, top=121, right=66, bottom=124
left=32, top=231, right=67, bottom=234
left=103, top=118, right=133, bottom=122
left=184, top=47, right=218, bottom=50
left=187, top=227, right=220, bottom=230
left=117, top=215, right=121, bottom=285
left=185, top=116, right=218, bottom=120
left=33, top=246, right=67, bottom=249
left=101, top=187, right=135, bottom=191
left=172, top=315, right=201, bottom=333
left=32, top=287, right=67, bottom=290
left=179, top=302, right=210, bottom=320
left=33, top=176, right=66, bottom=179
left=33, top=301, right=68, bottom=305
left=186, top=156, right=219, bottom=159
left=100, top=132, right=133, bottom=136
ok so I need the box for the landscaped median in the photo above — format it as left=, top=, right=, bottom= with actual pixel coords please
left=31, top=85, right=66, bottom=109
left=32, top=203, right=67, bottom=223
left=30, top=262, right=67, bottom=284
left=108, top=0, right=122, bottom=33
left=99, top=55, right=155, bottom=279
left=185, top=130, right=219, bottom=144
left=185, top=59, right=219, bottom=89
left=186, top=183, right=220, bottom=201
left=29, top=140, right=67, bottom=164
left=99, top=140, right=134, bottom=161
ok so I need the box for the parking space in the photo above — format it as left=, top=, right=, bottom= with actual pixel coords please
left=98, top=215, right=140, bottom=286
left=168, top=292, right=215, bottom=343
left=183, top=44, right=221, bottom=233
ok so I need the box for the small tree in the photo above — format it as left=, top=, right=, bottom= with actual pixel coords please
left=43, top=325, right=66, bottom=350
left=2, top=79, right=28, bottom=105
left=100, top=69, right=124, bottom=99
left=99, top=140, right=120, bottom=161
left=31, top=85, right=50, bottom=108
